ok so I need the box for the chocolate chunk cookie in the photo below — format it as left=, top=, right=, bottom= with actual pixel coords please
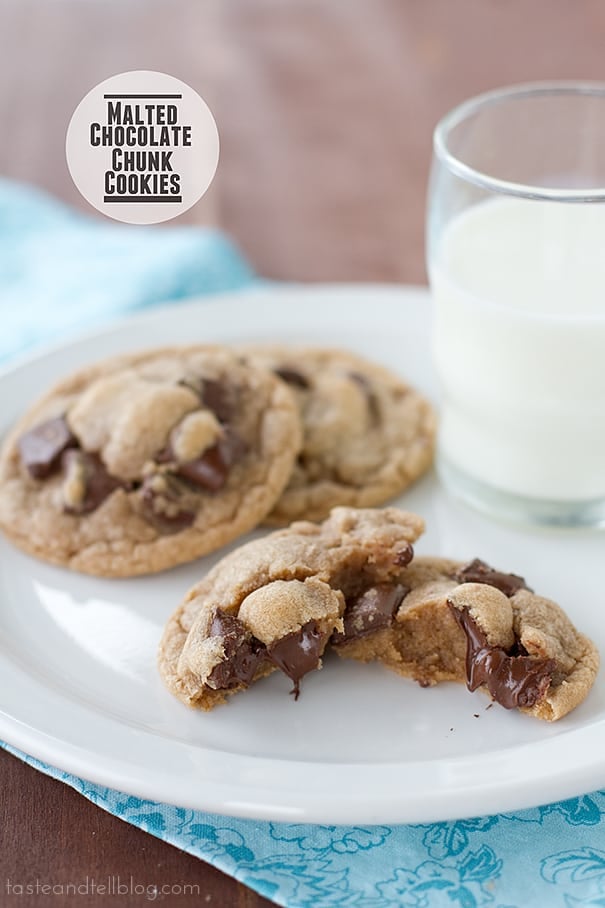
left=336, top=557, right=599, bottom=721
left=0, top=347, right=302, bottom=576
left=158, top=506, right=425, bottom=709
left=238, top=346, right=436, bottom=524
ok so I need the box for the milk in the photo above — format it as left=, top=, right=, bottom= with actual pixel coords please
left=430, top=197, right=605, bottom=501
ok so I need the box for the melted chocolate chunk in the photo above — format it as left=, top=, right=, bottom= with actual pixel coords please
left=449, top=603, right=556, bottom=709
left=331, top=584, right=408, bottom=645
left=140, top=472, right=197, bottom=533
left=62, top=450, right=126, bottom=515
left=454, top=559, right=530, bottom=597
left=266, top=621, right=325, bottom=699
left=393, top=543, right=414, bottom=567
left=176, top=429, right=248, bottom=492
left=206, top=610, right=266, bottom=689
left=19, top=416, right=77, bottom=479
left=273, top=366, right=310, bottom=390
left=348, top=371, right=380, bottom=421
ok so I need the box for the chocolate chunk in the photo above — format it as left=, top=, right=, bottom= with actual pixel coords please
left=348, top=371, right=380, bottom=421
left=266, top=620, right=325, bottom=699
left=394, top=543, right=414, bottom=567
left=273, top=366, right=310, bottom=390
left=454, top=559, right=530, bottom=597
left=177, top=446, right=227, bottom=492
left=209, top=610, right=245, bottom=639
left=331, top=583, right=408, bottom=645
left=217, top=428, right=248, bottom=465
left=18, top=416, right=77, bottom=479
left=62, top=450, right=125, bottom=515
left=178, top=376, right=233, bottom=423
left=206, top=610, right=266, bottom=689
left=140, top=472, right=197, bottom=533
left=200, top=378, right=233, bottom=424
left=449, top=603, right=556, bottom=709
left=176, top=429, right=248, bottom=493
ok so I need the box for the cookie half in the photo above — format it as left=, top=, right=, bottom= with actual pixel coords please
left=335, top=557, right=599, bottom=721
left=238, top=346, right=436, bottom=524
left=0, top=346, right=302, bottom=576
left=158, top=506, right=425, bottom=709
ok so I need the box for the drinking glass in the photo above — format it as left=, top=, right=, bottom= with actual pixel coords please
left=427, top=82, right=605, bottom=527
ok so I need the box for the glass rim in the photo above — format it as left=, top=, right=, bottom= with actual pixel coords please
left=434, top=80, right=605, bottom=202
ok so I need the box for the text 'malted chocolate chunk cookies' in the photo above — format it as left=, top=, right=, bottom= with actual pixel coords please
left=158, top=506, right=424, bottom=709
left=0, top=347, right=302, bottom=576
left=238, top=346, right=436, bottom=524
left=336, top=556, right=599, bottom=721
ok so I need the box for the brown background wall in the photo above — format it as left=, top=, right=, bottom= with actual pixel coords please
left=1, top=1, right=604, bottom=284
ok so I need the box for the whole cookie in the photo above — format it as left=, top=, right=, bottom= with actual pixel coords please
left=238, top=346, right=436, bottom=524
left=0, top=346, right=302, bottom=576
left=335, top=557, right=599, bottom=721
left=158, top=506, right=424, bottom=709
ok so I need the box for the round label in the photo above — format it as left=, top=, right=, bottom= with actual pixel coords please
left=66, top=70, right=219, bottom=224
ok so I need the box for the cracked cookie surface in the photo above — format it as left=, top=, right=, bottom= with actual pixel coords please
left=0, top=346, right=302, bottom=576
left=158, top=506, right=424, bottom=708
left=238, top=346, right=436, bottom=524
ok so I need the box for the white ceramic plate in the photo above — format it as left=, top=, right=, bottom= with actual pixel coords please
left=0, top=285, right=603, bottom=825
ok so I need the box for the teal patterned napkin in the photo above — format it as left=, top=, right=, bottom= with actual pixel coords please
left=0, top=178, right=253, bottom=359
left=2, top=180, right=605, bottom=908
left=4, top=744, right=605, bottom=908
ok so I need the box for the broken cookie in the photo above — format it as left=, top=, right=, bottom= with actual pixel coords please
left=158, top=506, right=424, bottom=709
left=159, top=501, right=597, bottom=722
left=335, top=556, right=599, bottom=721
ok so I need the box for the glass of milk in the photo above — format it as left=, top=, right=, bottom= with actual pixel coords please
left=427, top=82, right=605, bottom=527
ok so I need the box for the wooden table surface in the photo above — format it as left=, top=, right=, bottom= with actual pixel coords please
left=1, top=1, right=604, bottom=905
